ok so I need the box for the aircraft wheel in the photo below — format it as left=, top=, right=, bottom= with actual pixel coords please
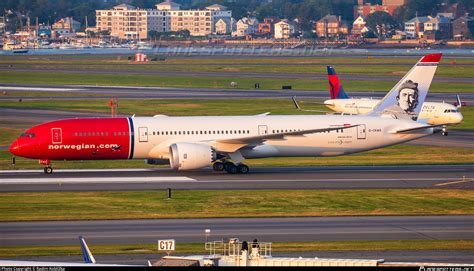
left=44, top=166, right=53, bottom=174
left=237, top=164, right=249, bottom=174
left=442, top=131, right=448, bottom=136
left=224, top=162, right=237, bottom=174
left=213, top=162, right=224, bottom=171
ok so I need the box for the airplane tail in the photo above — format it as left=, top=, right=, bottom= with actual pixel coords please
left=369, top=53, right=442, bottom=120
left=327, top=66, right=349, bottom=99
left=79, top=236, right=96, bottom=264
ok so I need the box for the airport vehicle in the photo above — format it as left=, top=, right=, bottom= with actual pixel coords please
left=10, top=54, right=446, bottom=174
left=323, top=65, right=463, bottom=135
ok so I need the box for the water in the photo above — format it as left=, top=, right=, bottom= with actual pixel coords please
left=1, top=46, right=473, bottom=57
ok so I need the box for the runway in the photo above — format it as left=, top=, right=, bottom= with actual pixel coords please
left=1, top=66, right=473, bottom=83
left=1, top=216, right=473, bottom=246
left=1, top=165, right=473, bottom=191
left=2, top=84, right=472, bottom=102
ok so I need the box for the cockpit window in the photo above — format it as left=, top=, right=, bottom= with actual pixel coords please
left=20, top=132, right=35, bottom=138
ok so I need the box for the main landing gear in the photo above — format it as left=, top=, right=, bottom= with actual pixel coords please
left=213, top=161, right=249, bottom=174
left=39, top=159, right=53, bottom=174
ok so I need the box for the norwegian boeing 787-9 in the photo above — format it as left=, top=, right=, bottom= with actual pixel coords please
left=10, top=54, right=445, bottom=174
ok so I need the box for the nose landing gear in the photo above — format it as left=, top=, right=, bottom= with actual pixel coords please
left=44, top=166, right=53, bottom=174
left=39, top=159, right=53, bottom=174
left=442, top=126, right=448, bottom=136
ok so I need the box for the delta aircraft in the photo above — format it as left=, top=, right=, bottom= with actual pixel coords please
left=322, top=64, right=463, bottom=135
left=10, top=54, right=446, bottom=174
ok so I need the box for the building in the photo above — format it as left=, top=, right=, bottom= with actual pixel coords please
left=234, top=17, right=258, bottom=37
left=258, top=17, right=278, bottom=36
left=404, top=16, right=430, bottom=38
left=215, top=18, right=230, bottom=35
left=354, top=0, right=405, bottom=18
left=315, top=15, right=348, bottom=38
left=52, top=17, right=81, bottom=37
left=351, top=15, right=369, bottom=36
left=274, top=20, right=295, bottom=39
left=423, top=15, right=452, bottom=40
left=96, top=4, right=148, bottom=39
left=452, top=16, right=474, bottom=40
left=96, top=2, right=232, bottom=39
left=0, top=16, right=5, bottom=33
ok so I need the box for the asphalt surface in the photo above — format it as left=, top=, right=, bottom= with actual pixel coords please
left=1, top=165, right=473, bottom=191
left=1, top=216, right=473, bottom=247
left=1, top=66, right=473, bottom=83
left=1, top=84, right=472, bottom=102
left=6, top=251, right=473, bottom=265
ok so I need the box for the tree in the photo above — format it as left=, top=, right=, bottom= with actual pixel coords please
left=365, top=11, right=399, bottom=39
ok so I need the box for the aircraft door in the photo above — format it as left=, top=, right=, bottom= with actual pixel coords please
left=138, top=127, right=148, bottom=142
left=357, top=124, right=366, bottom=139
left=258, top=125, right=268, bottom=135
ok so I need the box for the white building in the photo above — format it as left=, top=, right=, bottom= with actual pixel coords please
left=215, top=18, right=230, bottom=35
left=352, top=15, right=369, bottom=35
left=274, top=20, right=295, bottom=39
left=404, top=16, right=429, bottom=38
left=234, top=17, right=259, bottom=37
left=96, top=1, right=232, bottom=39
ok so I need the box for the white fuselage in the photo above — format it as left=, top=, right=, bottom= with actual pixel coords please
left=130, top=115, right=432, bottom=160
left=324, top=99, right=463, bottom=125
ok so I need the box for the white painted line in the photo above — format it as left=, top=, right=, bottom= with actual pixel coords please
left=0, top=86, right=84, bottom=92
left=1, top=176, right=196, bottom=184
left=0, top=169, right=159, bottom=173
left=195, top=177, right=464, bottom=183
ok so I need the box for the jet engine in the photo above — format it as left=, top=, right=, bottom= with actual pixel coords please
left=169, top=143, right=216, bottom=170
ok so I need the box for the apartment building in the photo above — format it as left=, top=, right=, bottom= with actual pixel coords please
left=354, top=0, right=406, bottom=18
left=274, top=19, right=295, bottom=39
left=315, top=15, right=348, bottom=38
left=234, top=17, right=259, bottom=37
left=96, top=2, right=232, bottom=39
left=96, top=4, right=148, bottom=39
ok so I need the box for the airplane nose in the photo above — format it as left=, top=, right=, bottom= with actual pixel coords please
left=9, top=140, right=21, bottom=156
left=456, top=113, right=463, bottom=123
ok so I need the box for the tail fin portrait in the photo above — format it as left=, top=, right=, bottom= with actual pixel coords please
left=327, top=66, right=349, bottom=99
left=369, top=53, right=442, bottom=120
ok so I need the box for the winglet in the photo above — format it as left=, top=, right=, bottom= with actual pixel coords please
left=292, top=96, right=301, bottom=110
left=79, top=236, right=96, bottom=264
left=456, top=94, right=462, bottom=108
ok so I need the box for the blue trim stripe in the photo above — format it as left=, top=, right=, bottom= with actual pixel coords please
left=128, top=117, right=135, bottom=159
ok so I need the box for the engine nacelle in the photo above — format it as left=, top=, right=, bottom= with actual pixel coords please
left=169, top=143, right=216, bottom=170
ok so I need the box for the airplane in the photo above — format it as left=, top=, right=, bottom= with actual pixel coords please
left=0, top=236, right=143, bottom=266
left=10, top=53, right=447, bottom=175
left=322, top=64, right=463, bottom=135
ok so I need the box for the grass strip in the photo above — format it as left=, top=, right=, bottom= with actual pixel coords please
left=1, top=240, right=473, bottom=257
left=0, top=71, right=471, bottom=92
left=1, top=189, right=473, bottom=222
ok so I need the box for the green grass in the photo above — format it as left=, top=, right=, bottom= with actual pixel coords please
left=0, top=70, right=472, bottom=92
left=1, top=189, right=473, bottom=222
left=9, top=63, right=474, bottom=79
left=1, top=240, right=473, bottom=257
left=2, top=55, right=474, bottom=65
left=1, top=98, right=472, bottom=130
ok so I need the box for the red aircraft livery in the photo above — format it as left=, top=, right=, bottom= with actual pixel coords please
left=10, top=118, right=134, bottom=162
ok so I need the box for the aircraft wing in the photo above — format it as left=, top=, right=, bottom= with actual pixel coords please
left=211, top=125, right=359, bottom=152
